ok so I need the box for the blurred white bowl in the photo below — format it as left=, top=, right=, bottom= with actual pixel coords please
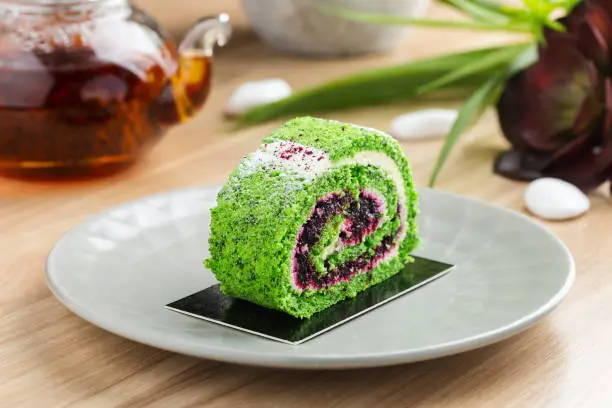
left=242, top=0, right=430, bottom=57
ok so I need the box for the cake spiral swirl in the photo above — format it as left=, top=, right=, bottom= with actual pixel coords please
left=205, top=117, right=419, bottom=318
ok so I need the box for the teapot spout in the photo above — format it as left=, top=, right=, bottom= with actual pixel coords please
left=154, top=14, right=231, bottom=127
left=179, top=13, right=232, bottom=57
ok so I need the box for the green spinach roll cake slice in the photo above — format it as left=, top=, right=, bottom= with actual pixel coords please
left=205, top=116, right=420, bottom=319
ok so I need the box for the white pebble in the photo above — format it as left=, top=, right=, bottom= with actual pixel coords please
left=524, top=178, right=590, bottom=221
left=389, top=109, right=458, bottom=140
left=225, top=78, right=292, bottom=116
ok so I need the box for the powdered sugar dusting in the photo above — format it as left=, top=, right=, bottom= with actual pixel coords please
left=239, top=141, right=331, bottom=179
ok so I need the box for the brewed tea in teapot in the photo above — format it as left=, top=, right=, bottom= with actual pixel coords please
left=0, top=0, right=231, bottom=179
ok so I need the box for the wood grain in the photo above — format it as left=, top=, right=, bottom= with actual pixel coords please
left=2, top=1, right=611, bottom=407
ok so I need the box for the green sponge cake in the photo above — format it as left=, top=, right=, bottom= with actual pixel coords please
left=205, top=117, right=420, bottom=319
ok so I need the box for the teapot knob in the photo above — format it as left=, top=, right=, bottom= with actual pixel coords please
left=179, top=13, right=232, bottom=57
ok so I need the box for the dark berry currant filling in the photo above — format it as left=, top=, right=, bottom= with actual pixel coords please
left=292, top=189, right=402, bottom=290
left=339, top=190, right=383, bottom=245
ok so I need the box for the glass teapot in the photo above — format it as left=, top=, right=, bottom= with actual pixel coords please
left=0, top=0, right=231, bottom=179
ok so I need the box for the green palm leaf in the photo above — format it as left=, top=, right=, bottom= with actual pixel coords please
left=237, top=46, right=518, bottom=125
left=417, top=43, right=530, bottom=94
left=313, top=3, right=532, bottom=32
left=428, top=73, right=506, bottom=186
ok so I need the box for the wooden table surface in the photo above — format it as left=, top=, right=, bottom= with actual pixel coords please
left=2, top=1, right=612, bottom=407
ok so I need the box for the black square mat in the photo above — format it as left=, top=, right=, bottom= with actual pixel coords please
left=166, top=256, right=455, bottom=345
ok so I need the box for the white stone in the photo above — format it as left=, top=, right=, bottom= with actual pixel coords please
left=524, top=178, right=590, bottom=221
left=225, top=78, right=292, bottom=116
left=389, top=109, right=458, bottom=140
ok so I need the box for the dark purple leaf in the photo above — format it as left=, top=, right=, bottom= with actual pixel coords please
left=586, top=1, right=612, bottom=44
left=590, top=0, right=612, bottom=16
left=572, top=68, right=603, bottom=136
left=544, top=143, right=612, bottom=192
left=557, top=2, right=589, bottom=35
left=493, top=0, right=612, bottom=192
left=551, top=130, right=594, bottom=162
left=604, top=78, right=612, bottom=136
left=493, top=149, right=551, bottom=181
left=496, top=39, right=595, bottom=152
left=576, top=16, right=610, bottom=70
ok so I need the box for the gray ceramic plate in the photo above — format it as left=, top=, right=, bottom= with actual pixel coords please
left=45, top=185, right=574, bottom=369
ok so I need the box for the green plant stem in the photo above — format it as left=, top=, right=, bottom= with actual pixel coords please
left=439, top=0, right=511, bottom=23
left=313, top=4, right=533, bottom=33
left=425, top=43, right=539, bottom=186
left=417, top=43, right=531, bottom=94
left=428, top=73, right=507, bottom=186
left=236, top=45, right=526, bottom=126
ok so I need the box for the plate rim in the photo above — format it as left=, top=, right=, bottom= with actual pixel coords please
left=45, top=184, right=576, bottom=369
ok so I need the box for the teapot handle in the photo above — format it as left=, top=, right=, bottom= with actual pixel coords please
left=179, top=13, right=232, bottom=57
